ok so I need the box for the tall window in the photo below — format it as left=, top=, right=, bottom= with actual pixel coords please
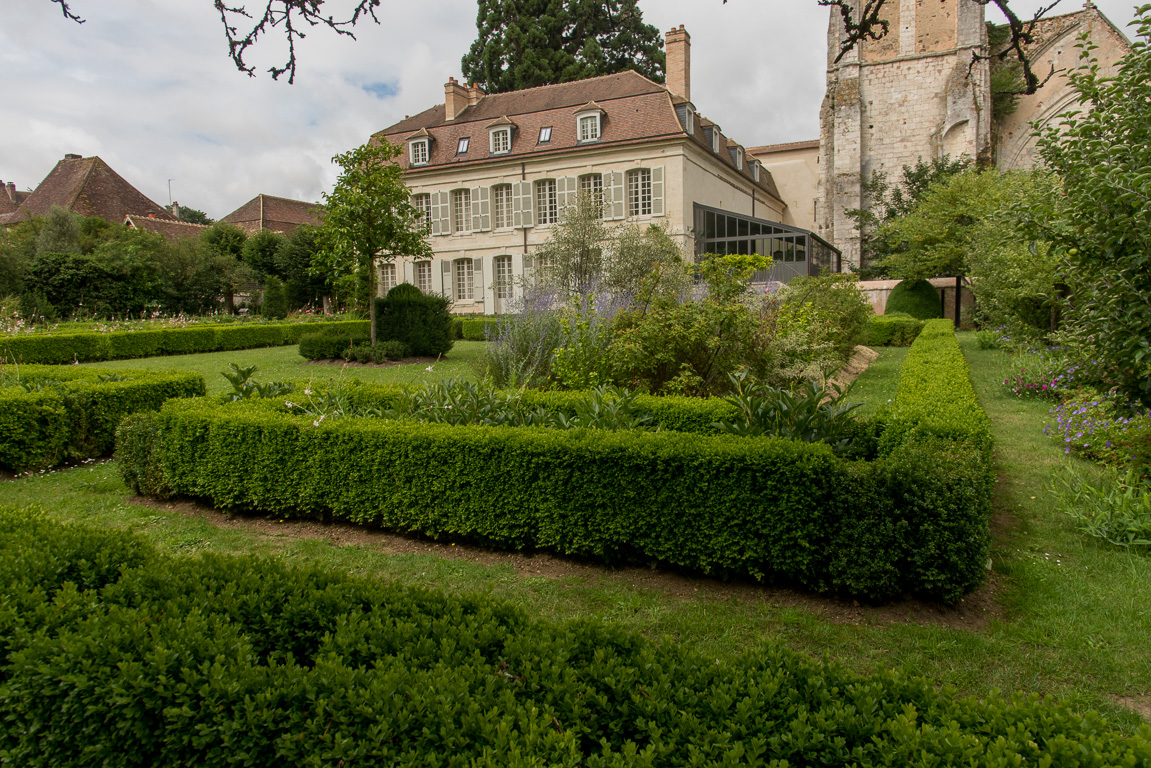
left=490, top=128, right=511, bottom=154
left=535, top=179, right=557, bottom=225
left=451, top=189, right=471, bottom=233
left=626, top=169, right=652, bottom=217
left=415, top=261, right=432, bottom=293
left=494, top=255, right=513, bottom=300
left=578, top=114, right=600, bottom=142
left=492, top=184, right=513, bottom=229
left=379, top=263, right=397, bottom=293
left=454, top=258, right=474, bottom=300
left=413, top=193, right=431, bottom=231
left=410, top=139, right=429, bottom=166
left=535, top=254, right=557, bottom=284
left=578, top=173, right=604, bottom=217
left=735, top=147, right=744, bottom=171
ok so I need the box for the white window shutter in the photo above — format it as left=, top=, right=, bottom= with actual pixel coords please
left=473, top=258, right=484, bottom=299
left=470, top=187, right=482, bottom=232
left=430, top=192, right=442, bottom=236
left=441, top=260, right=454, bottom=300
left=478, top=186, right=491, bottom=231
left=437, top=192, right=451, bottom=236
left=560, top=176, right=576, bottom=213
left=512, top=182, right=523, bottom=229
left=609, top=172, right=625, bottom=221
left=652, top=166, right=665, bottom=217
left=515, top=181, right=533, bottom=229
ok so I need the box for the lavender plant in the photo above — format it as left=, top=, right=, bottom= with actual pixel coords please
left=1046, top=390, right=1151, bottom=470
left=480, top=284, right=562, bottom=389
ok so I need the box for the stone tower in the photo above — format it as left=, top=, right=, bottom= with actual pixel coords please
left=819, top=0, right=990, bottom=268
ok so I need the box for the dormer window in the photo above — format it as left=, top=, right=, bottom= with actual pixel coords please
left=753, top=161, right=761, bottom=183
left=457, top=137, right=470, bottom=154
left=579, top=114, right=600, bottom=142
left=685, top=108, right=694, bottom=135
left=538, top=126, right=552, bottom=143
left=709, top=127, right=721, bottom=155
left=409, top=138, right=430, bottom=166
left=490, top=127, right=511, bottom=155
left=735, top=147, right=744, bottom=171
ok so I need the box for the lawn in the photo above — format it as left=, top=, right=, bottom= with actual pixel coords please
left=78, top=340, right=488, bottom=395
left=2, top=336, right=1147, bottom=729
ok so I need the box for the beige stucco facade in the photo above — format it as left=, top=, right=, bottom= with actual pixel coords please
left=749, top=141, right=820, bottom=232
left=387, top=137, right=785, bottom=315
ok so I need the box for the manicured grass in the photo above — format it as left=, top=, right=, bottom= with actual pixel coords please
left=77, top=341, right=487, bottom=395
left=848, top=345, right=908, bottom=413
left=1, top=332, right=1147, bottom=729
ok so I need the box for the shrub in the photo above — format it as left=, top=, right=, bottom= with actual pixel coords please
left=261, top=276, right=289, bottom=320
left=1001, top=349, right=1097, bottom=400
left=860, top=313, right=924, bottom=346
left=1046, top=391, right=1151, bottom=468
left=885, top=278, right=942, bottom=319
left=482, top=286, right=563, bottom=388
left=779, top=273, right=872, bottom=361
left=374, top=284, right=453, bottom=356
left=343, top=341, right=409, bottom=364
left=2, top=509, right=1148, bottom=767
left=298, top=329, right=370, bottom=361
left=0, top=366, right=205, bottom=470
left=459, top=316, right=504, bottom=341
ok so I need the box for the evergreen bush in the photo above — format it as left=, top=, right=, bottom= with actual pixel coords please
left=374, top=284, right=453, bottom=356
left=261, top=277, right=289, bottom=320
left=885, top=278, right=942, bottom=319
left=860, top=313, right=925, bottom=346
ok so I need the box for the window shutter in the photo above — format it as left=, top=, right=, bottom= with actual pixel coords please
left=470, top=187, right=482, bottom=232
left=514, top=181, right=533, bottom=229
left=609, top=172, right=625, bottom=221
left=473, top=258, right=484, bottom=300
left=478, top=186, right=491, bottom=231
left=430, top=192, right=442, bottom=236
left=437, top=192, right=451, bottom=236
left=559, top=176, right=577, bottom=213
left=651, top=166, right=664, bottom=217
left=512, top=182, right=523, bottom=229
left=441, top=260, right=454, bottom=300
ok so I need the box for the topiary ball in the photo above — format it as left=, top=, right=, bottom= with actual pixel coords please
left=386, top=282, right=423, bottom=301
left=885, top=279, right=942, bottom=319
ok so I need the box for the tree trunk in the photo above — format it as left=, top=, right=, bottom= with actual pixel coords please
left=368, top=257, right=377, bottom=346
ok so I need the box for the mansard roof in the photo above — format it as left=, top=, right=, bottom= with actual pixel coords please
left=374, top=70, right=781, bottom=201
left=4, top=155, right=173, bottom=225
left=221, top=193, right=321, bottom=235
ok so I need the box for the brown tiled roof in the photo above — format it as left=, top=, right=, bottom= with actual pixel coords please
left=221, top=194, right=321, bottom=235
left=0, top=181, right=29, bottom=216
left=124, top=214, right=210, bottom=242
left=747, top=139, right=820, bottom=154
left=5, top=155, right=174, bottom=224
left=376, top=70, right=782, bottom=201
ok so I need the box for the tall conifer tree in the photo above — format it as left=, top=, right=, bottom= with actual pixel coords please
left=460, top=0, right=664, bottom=94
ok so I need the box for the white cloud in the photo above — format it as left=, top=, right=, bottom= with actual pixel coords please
left=0, top=0, right=1140, bottom=218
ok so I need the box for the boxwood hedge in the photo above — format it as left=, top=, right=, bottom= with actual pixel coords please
left=460, top=315, right=504, bottom=341
left=0, top=508, right=1147, bottom=767
left=0, top=366, right=204, bottom=471
left=0, top=320, right=369, bottom=365
left=860, top=313, right=925, bottom=347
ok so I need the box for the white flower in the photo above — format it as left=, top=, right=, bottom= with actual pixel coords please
left=304, top=388, right=313, bottom=395
left=285, top=401, right=294, bottom=408
left=425, top=366, right=434, bottom=372
left=313, top=419, right=320, bottom=427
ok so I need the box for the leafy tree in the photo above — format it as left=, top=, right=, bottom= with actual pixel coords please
left=315, top=140, right=431, bottom=344
left=261, top=276, right=289, bottom=319
left=200, top=222, right=250, bottom=314
left=171, top=205, right=213, bottom=225
left=846, top=155, right=971, bottom=276
left=461, top=0, right=664, bottom=94
left=1037, top=9, right=1151, bottom=405
left=276, top=225, right=329, bottom=309
left=875, top=168, right=1013, bottom=281
left=35, top=206, right=81, bottom=256
left=241, top=228, right=285, bottom=279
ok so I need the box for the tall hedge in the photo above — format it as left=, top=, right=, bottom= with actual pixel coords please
left=0, top=366, right=205, bottom=471
left=0, top=320, right=369, bottom=365
left=374, top=285, right=453, bottom=356
left=1, top=508, right=1148, bottom=767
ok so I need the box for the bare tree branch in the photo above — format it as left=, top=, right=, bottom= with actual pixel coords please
left=50, top=0, right=83, bottom=23
left=973, top=0, right=1063, bottom=95
left=818, top=0, right=891, bottom=63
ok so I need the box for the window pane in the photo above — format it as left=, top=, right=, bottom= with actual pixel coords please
left=457, top=137, right=469, bottom=154
left=452, top=189, right=471, bottom=233
left=454, top=259, right=474, bottom=300
left=539, top=126, right=552, bottom=143
left=414, top=194, right=431, bottom=231
left=579, top=115, right=599, bottom=142
left=737, top=218, right=749, bottom=237
left=491, top=129, right=510, bottom=154
left=626, top=168, right=651, bottom=217
left=495, top=255, right=513, bottom=299
left=415, top=261, right=432, bottom=293
left=536, top=180, right=557, bottom=225
left=493, top=184, right=513, bottom=229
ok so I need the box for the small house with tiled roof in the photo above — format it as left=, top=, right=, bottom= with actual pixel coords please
left=221, top=194, right=321, bottom=235
left=124, top=214, right=211, bottom=242
left=0, top=180, right=31, bottom=220
left=0, top=154, right=174, bottom=227
left=373, top=25, right=838, bottom=314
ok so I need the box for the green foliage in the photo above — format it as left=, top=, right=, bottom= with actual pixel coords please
left=297, top=329, right=370, bottom=361
left=315, top=140, right=432, bottom=341
left=1050, top=465, right=1151, bottom=552
left=861, top=314, right=924, bottom=346
left=715, top=370, right=863, bottom=456
left=35, top=206, right=81, bottom=255
left=172, top=204, right=213, bottom=225
left=552, top=295, right=617, bottom=389
left=845, top=155, right=971, bottom=276
left=885, top=278, right=941, bottom=320
left=374, top=284, right=453, bottom=356
left=459, top=316, right=503, bottom=341
left=343, top=340, right=409, bottom=364
left=241, top=228, right=285, bottom=278
left=3, top=510, right=1149, bottom=766
left=275, top=225, right=328, bottom=309
left=987, top=22, right=1026, bottom=120
left=0, top=366, right=204, bottom=470
left=0, top=320, right=369, bottom=364
left=461, top=0, right=664, bottom=94
left=261, top=276, right=289, bottom=320
left=1036, top=9, right=1151, bottom=405
left=199, top=221, right=247, bottom=260
left=779, top=273, right=871, bottom=361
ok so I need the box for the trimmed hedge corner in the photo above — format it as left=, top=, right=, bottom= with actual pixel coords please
left=0, top=320, right=369, bottom=365
left=460, top=316, right=505, bottom=341
left=860, top=313, right=925, bottom=346
left=1, top=509, right=1148, bottom=766
left=886, top=278, right=943, bottom=320
left=0, top=366, right=205, bottom=471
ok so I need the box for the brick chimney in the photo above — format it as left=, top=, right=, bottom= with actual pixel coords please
left=467, top=82, right=485, bottom=107
left=64, top=153, right=82, bottom=160
left=445, top=78, right=469, bottom=121
left=665, top=25, right=691, bottom=102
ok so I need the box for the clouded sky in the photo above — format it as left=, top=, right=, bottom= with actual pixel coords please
left=1, top=0, right=1140, bottom=219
